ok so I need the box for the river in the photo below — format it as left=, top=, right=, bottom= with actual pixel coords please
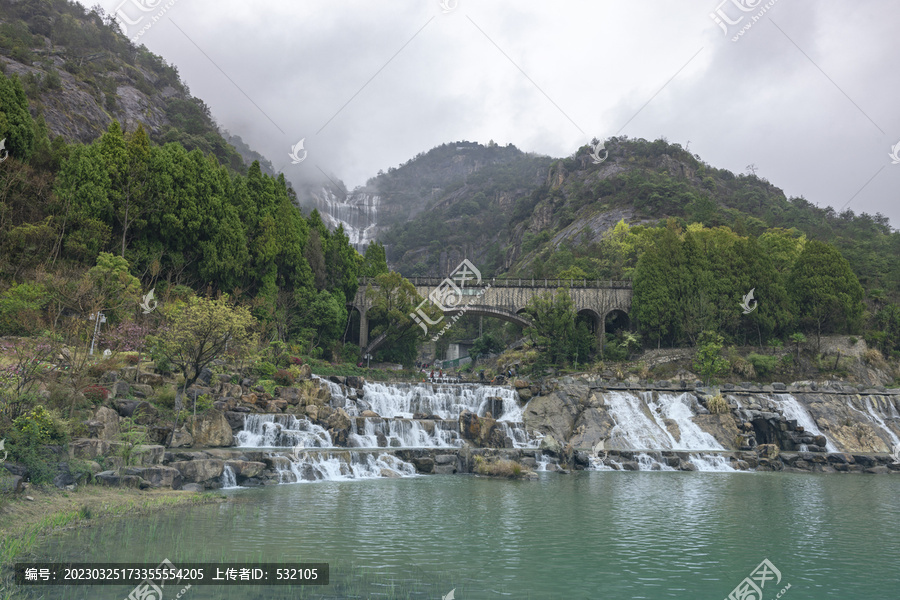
left=24, top=470, right=900, bottom=599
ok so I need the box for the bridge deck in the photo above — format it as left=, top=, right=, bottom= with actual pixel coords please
left=359, top=277, right=632, bottom=289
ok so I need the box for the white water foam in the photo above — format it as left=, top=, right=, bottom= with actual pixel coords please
left=221, top=464, right=239, bottom=489
left=604, top=391, right=723, bottom=451
left=234, top=414, right=332, bottom=448
left=348, top=418, right=463, bottom=448
left=498, top=422, right=542, bottom=449
left=275, top=451, right=417, bottom=483
left=358, top=383, right=521, bottom=421
left=861, top=397, right=900, bottom=447
left=771, top=394, right=838, bottom=452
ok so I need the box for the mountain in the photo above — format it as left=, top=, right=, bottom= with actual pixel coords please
left=0, top=0, right=259, bottom=175
left=355, top=137, right=899, bottom=294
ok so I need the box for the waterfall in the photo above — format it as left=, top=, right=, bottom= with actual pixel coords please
left=359, top=383, right=521, bottom=420
left=347, top=417, right=463, bottom=448
left=587, top=451, right=735, bottom=472
left=604, top=391, right=723, bottom=451
left=234, top=414, right=332, bottom=448
left=771, top=394, right=838, bottom=452
left=221, top=465, right=239, bottom=489
left=497, top=422, right=541, bottom=449
left=860, top=397, right=900, bottom=447
left=312, top=187, right=380, bottom=251
left=273, top=450, right=417, bottom=483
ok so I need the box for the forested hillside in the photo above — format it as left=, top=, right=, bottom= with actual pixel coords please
left=0, top=0, right=250, bottom=173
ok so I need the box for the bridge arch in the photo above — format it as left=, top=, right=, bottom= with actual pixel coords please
left=352, top=277, right=633, bottom=357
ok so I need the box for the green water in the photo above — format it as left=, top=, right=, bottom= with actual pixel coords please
left=16, top=471, right=900, bottom=599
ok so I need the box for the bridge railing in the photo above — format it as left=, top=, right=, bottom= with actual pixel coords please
left=358, top=277, right=632, bottom=289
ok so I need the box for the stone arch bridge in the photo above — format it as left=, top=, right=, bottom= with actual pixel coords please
left=350, top=277, right=633, bottom=355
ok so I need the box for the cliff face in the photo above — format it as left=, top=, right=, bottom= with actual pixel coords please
left=2, top=52, right=174, bottom=143
left=0, top=1, right=254, bottom=172
left=522, top=376, right=900, bottom=456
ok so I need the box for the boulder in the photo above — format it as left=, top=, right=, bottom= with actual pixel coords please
left=124, top=466, right=182, bottom=489
left=539, top=435, right=561, bottom=456
left=133, top=445, right=166, bottom=466
left=112, top=381, right=130, bottom=398
left=296, top=364, right=312, bottom=380
left=224, top=460, right=266, bottom=479
left=568, top=408, right=617, bottom=450
left=326, top=409, right=352, bottom=446
left=523, top=391, right=579, bottom=443
left=411, top=457, right=434, bottom=473
left=169, top=459, right=225, bottom=484
left=0, top=474, right=24, bottom=494
left=90, top=407, right=121, bottom=440
left=53, top=463, right=79, bottom=489
left=181, top=483, right=204, bottom=492
left=138, top=372, right=164, bottom=387
left=70, top=438, right=123, bottom=460
left=188, top=410, right=234, bottom=447
left=360, top=410, right=379, bottom=418
left=518, top=387, right=533, bottom=402
left=168, top=428, right=193, bottom=448
left=514, top=379, right=529, bottom=389
left=130, top=384, right=154, bottom=398
left=95, top=470, right=149, bottom=489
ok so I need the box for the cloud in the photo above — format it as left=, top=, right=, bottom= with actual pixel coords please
left=97, top=0, right=900, bottom=227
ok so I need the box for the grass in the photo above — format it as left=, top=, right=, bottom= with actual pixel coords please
left=473, top=455, right=529, bottom=478
left=0, top=486, right=225, bottom=568
left=706, top=394, right=730, bottom=414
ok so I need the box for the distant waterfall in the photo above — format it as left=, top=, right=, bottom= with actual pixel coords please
left=312, top=187, right=380, bottom=251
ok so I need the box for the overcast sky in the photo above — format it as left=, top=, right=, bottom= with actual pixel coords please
left=92, top=0, right=900, bottom=228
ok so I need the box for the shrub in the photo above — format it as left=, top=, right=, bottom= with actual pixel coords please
left=82, top=385, right=110, bottom=404
left=747, top=353, right=778, bottom=376
left=863, top=348, right=885, bottom=366
left=473, top=456, right=528, bottom=478
left=849, top=337, right=858, bottom=345
left=124, top=354, right=140, bottom=365
left=289, top=356, right=303, bottom=366
left=153, top=385, right=177, bottom=408
left=253, top=361, right=277, bottom=377
left=706, top=394, right=729, bottom=414
left=13, top=405, right=68, bottom=445
left=190, top=394, right=213, bottom=413
left=87, top=357, right=123, bottom=378
left=273, top=369, right=295, bottom=387
left=730, top=355, right=756, bottom=378
left=257, top=379, right=277, bottom=396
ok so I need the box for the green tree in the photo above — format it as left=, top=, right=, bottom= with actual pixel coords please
left=149, top=296, right=256, bottom=421
left=692, top=330, right=729, bottom=386
left=361, top=241, right=389, bottom=278
left=522, top=288, right=577, bottom=366
left=470, top=332, right=504, bottom=361
left=790, top=240, right=865, bottom=347
left=0, top=72, right=35, bottom=161
left=364, top=271, right=425, bottom=367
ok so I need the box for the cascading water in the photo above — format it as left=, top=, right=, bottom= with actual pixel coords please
left=221, top=465, right=238, bottom=489
left=234, top=414, right=332, bottom=448
left=604, top=391, right=723, bottom=451
left=858, top=397, right=900, bottom=447
left=771, top=394, right=838, bottom=452
left=274, top=450, right=416, bottom=483
left=312, top=187, right=380, bottom=251
left=347, top=417, right=463, bottom=448
left=498, top=422, right=542, bottom=449
left=358, top=382, right=522, bottom=420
